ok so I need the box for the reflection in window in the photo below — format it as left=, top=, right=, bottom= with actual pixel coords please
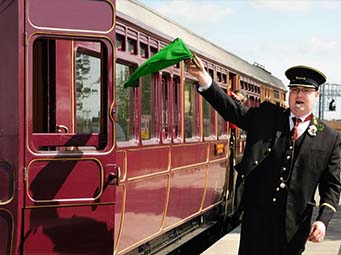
left=116, top=33, right=125, bottom=51
left=161, top=74, right=169, bottom=141
left=140, top=42, right=148, bottom=58
left=203, top=100, right=214, bottom=138
left=218, top=89, right=228, bottom=139
left=141, top=74, right=156, bottom=141
left=185, top=81, right=198, bottom=139
left=172, top=76, right=181, bottom=141
left=76, top=50, right=101, bottom=133
left=128, top=38, right=137, bottom=54
left=218, top=114, right=227, bottom=138
left=150, top=47, right=157, bottom=56
left=115, top=63, right=136, bottom=142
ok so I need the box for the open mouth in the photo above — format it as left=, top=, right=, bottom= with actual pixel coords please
left=295, top=100, right=304, bottom=110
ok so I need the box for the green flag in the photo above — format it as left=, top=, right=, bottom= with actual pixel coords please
left=124, top=38, right=193, bottom=88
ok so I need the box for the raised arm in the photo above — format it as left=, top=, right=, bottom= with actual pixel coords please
left=187, top=55, right=249, bottom=130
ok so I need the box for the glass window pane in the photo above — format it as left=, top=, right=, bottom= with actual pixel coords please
left=203, top=100, right=213, bottom=138
left=172, top=76, right=181, bottom=140
left=141, top=74, right=156, bottom=141
left=185, top=81, right=198, bottom=139
left=33, top=39, right=54, bottom=133
left=218, top=114, right=227, bottom=138
left=115, top=63, right=136, bottom=142
left=76, top=49, right=101, bottom=133
left=161, top=75, right=169, bottom=141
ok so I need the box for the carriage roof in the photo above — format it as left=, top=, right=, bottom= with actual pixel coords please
left=117, top=0, right=286, bottom=91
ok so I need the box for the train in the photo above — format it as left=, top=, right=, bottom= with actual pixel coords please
left=0, top=0, right=286, bottom=254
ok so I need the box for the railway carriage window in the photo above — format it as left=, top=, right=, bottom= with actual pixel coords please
left=140, top=42, right=148, bottom=58
left=76, top=48, right=102, bottom=133
left=128, top=38, right=137, bottom=55
left=185, top=81, right=199, bottom=140
left=208, top=69, right=214, bottom=78
left=172, top=76, right=181, bottom=142
left=141, top=74, right=157, bottom=142
left=32, top=38, right=110, bottom=151
left=161, top=74, right=170, bottom=141
left=218, top=114, right=227, bottom=139
left=116, top=63, right=136, bottom=143
left=229, top=73, right=235, bottom=88
left=222, top=73, right=227, bottom=84
left=218, top=89, right=228, bottom=139
left=33, top=39, right=52, bottom=133
left=217, top=72, right=222, bottom=83
left=150, top=46, right=158, bottom=57
left=273, top=90, right=280, bottom=99
left=203, top=100, right=215, bottom=139
left=116, top=33, right=125, bottom=51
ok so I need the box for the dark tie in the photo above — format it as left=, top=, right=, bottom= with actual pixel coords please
left=291, top=117, right=302, bottom=141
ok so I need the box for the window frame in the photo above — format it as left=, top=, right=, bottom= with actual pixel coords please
left=28, top=35, right=113, bottom=153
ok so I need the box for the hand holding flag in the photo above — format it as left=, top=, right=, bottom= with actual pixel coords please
left=186, top=54, right=211, bottom=87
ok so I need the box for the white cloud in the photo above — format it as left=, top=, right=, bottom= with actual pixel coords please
left=309, top=36, right=338, bottom=51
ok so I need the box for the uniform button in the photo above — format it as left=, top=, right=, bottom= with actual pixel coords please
left=241, top=174, right=245, bottom=179
left=289, top=146, right=293, bottom=150
left=276, top=187, right=280, bottom=191
left=280, top=177, right=283, bottom=181
left=286, top=155, right=291, bottom=160
left=282, top=167, right=286, bottom=171
left=273, top=198, right=277, bottom=202
left=254, top=160, right=259, bottom=165
left=268, top=148, right=272, bottom=152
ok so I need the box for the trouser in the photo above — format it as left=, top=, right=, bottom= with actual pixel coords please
left=238, top=207, right=310, bottom=255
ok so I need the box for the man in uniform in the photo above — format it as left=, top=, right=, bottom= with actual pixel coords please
left=187, top=57, right=341, bottom=255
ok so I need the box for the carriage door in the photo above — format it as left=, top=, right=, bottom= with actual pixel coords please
left=23, top=1, right=116, bottom=254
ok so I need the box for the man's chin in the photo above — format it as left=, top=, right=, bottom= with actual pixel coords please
left=291, top=107, right=306, bottom=117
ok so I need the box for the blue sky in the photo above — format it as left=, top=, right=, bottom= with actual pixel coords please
left=138, top=0, right=341, bottom=85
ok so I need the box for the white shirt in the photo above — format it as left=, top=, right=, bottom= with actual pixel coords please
left=289, top=112, right=312, bottom=139
left=197, top=76, right=212, bottom=92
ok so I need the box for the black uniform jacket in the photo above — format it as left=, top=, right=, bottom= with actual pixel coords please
left=200, top=82, right=341, bottom=241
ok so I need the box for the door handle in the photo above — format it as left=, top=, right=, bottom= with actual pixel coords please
left=56, top=124, right=69, bottom=133
left=106, top=165, right=121, bottom=186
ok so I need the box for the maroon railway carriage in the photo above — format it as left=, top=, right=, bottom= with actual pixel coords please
left=0, top=0, right=286, bottom=254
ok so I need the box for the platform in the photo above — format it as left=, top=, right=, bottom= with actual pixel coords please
left=202, top=206, right=341, bottom=255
